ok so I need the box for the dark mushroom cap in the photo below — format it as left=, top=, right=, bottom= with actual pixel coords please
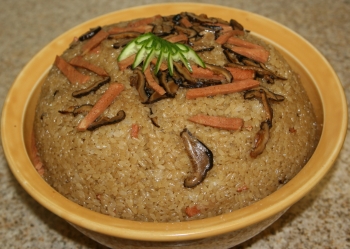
left=87, top=110, right=126, bottom=131
left=78, top=26, right=102, bottom=41
left=180, top=128, right=213, bottom=188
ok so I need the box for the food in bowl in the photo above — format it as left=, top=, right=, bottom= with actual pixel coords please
left=33, top=12, right=319, bottom=222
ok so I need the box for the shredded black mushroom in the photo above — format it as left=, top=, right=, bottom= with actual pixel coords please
left=204, top=63, right=233, bottom=83
left=87, top=110, right=126, bottom=131
left=243, top=86, right=285, bottom=157
left=185, top=12, right=218, bottom=24
left=149, top=108, right=160, bottom=128
left=109, top=31, right=142, bottom=49
left=180, top=128, right=214, bottom=188
left=113, top=38, right=135, bottom=49
left=130, top=68, right=150, bottom=103
left=153, top=18, right=174, bottom=36
left=78, top=26, right=102, bottom=41
left=108, top=31, right=142, bottom=40
left=72, top=77, right=111, bottom=98
left=244, top=86, right=284, bottom=127
left=173, top=62, right=222, bottom=88
left=244, top=86, right=285, bottom=102
left=250, top=121, right=270, bottom=158
left=230, top=19, right=244, bottom=31
left=223, top=50, right=242, bottom=64
left=193, top=46, right=215, bottom=53
left=59, top=104, right=93, bottom=116
left=174, top=25, right=197, bottom=38
left=145, top=91, right=169, bottom=104
left=157, top=70, right=179, bottom=97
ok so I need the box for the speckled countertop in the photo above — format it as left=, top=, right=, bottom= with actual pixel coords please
left=1, top=0, right=349, bottom=248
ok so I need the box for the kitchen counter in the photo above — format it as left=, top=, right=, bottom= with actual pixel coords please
left=1, top=0, right=349, bottom=248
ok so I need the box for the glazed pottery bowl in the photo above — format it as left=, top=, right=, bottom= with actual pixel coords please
left=1, top=3, right=347, bottom=249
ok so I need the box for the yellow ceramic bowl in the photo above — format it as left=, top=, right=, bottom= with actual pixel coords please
left=1, top=3, right=347, bottom=249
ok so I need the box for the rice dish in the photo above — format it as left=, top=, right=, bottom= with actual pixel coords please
left=33, top=12, right=319, bottom=222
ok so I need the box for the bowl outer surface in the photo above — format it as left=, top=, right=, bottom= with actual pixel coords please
left=1, top=2, right=347, bottom=242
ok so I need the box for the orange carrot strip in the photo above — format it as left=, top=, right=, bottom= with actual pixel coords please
left=165, top=33, right=188, bottom=43
left=131, top=124, right=140, bottom=138
left=236, top=185, right=249, bottom=192
left=77, top=83, right=125, bottom=131
left=226, top=37, right=265, bottom=50
left=108, top=25, right=153, bottom=35
left=215, top=30, right=244, bottom=45
left=118, top=54, right=136, bottom=71
left=230, top=46, right=269, bottom=63
left=127, top=15, right=162, bottom=27
left=224, top=67, right=255, bottom=81
left=190, top=64, right=226, bottom=81
left=185, top=205, right=200, bottom=217
left=151, top=58, right=168, bottom=71
left=89, top=45, right=102, bottom=54
left=186, top=79, right=260, bottom=99
left=30, top=132, right=44, bottom=176
left=144, top=66, right=166, bottom=95
left=54, top=55, right=90, bottom=84
left=180, top=16, right=193, bottom=28
left=70, top=56, right=108, bottom=76
left=226, top=37, right=270, bottom=63
left=82, top=30, right=109, bottom=55
left=188, top=114, right=243, bottom=131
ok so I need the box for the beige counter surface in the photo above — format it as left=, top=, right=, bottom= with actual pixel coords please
left=1, top=0, right=349, bottom=248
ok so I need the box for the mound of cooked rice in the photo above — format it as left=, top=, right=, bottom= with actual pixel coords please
left=34, top=12, right=319, bottom=222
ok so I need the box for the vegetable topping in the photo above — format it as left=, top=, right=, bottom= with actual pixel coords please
left=180, top=129, right=214, bottom=188
left=117, top=32, right=205, bottom=76
left=52, top=12, right=289, bottom=191
left=77, top=83, right=125, bottom=131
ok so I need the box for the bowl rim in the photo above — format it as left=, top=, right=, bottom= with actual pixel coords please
left=1, top=2, right=348, bottom=242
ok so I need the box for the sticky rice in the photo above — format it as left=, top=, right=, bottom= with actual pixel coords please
left=34, top=13, right=319, bottom=222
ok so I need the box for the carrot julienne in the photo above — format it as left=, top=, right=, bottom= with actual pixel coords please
left=215, top=30, right=244, bottom=45
left=180, top=16, right=193, bottom=28
left=226, top=37, right=265, bottom=49
left=54, top=55, right=90, bottom=84
left=188, top=114, right=243, bottom=130
left=70, top=56, right=108, bottom=76
left=226, top=37, right=270, bottom=63
left=190, top=64, right=226, bottom=81
left=82, top=30, right=109, bottom=55
left=131, top=124, right=140, bottom=138
left=127, top=15, right=162, bottom=27
left=164, top=34, right=188, bottom=43
left=118, top=54, right=136, bottom=71
left=30, top=132, right=44, bottom=176
left=224, top=67, right=255, bottom=81
left=186, top=79, right=260, bottom=99
left=185, top=205, right=200, bottom=217
left=144, top=66, right=166, bottom=95
left=108, top=25, right=153, bottom=35
left=77, top=83, right=125, bottom=131
left=230, top=46, right=269, bottom=64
